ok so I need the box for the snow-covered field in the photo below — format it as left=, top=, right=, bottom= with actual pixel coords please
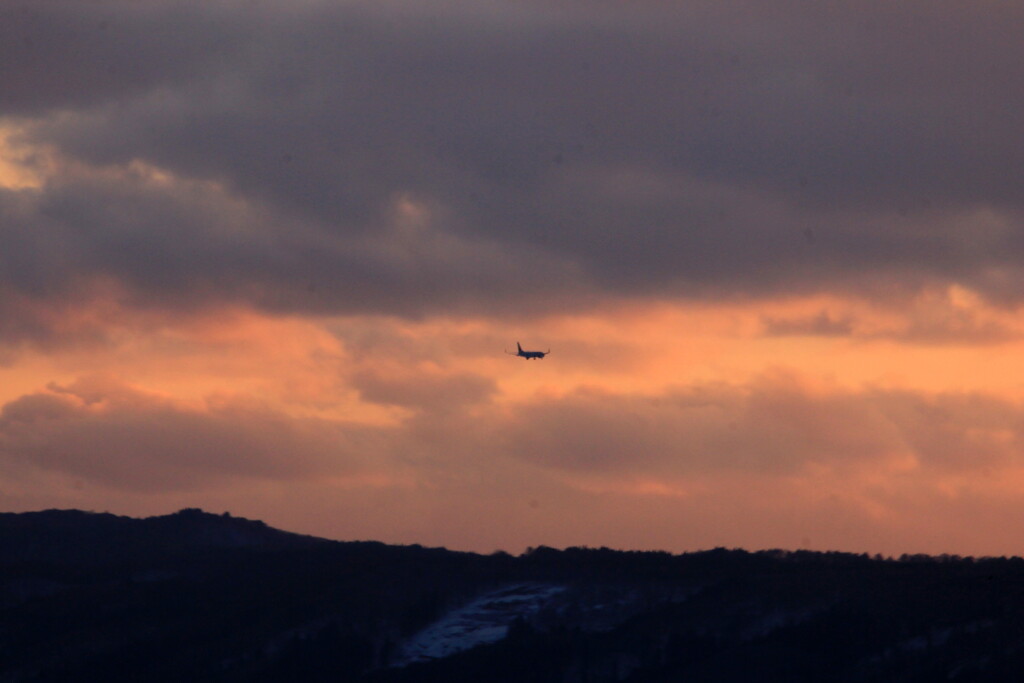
left=393, top=583, right=566, bottom=666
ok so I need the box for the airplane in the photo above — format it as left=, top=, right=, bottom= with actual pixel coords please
left=506, top=342, right=550, bottom=360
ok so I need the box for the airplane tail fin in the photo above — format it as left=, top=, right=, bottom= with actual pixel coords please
left=517, top=342, right=523, bottom=352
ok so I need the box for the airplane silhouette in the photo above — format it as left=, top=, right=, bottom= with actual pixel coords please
left=506, top=342, right=550, bottom=360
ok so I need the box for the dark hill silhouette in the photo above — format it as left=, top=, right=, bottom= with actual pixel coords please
left=0, top=508, right=325, bottom=564
left=1, top=509, right=1023, bottom=682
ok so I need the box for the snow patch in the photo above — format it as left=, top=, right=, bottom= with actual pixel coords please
left=394, top=583, right=565, bottom=666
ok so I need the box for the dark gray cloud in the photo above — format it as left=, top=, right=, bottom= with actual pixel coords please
left=0, top=169, right=580, bottom=324
left=762, top=311, right=856, bottom=338
left=353, top=369, right=497, bottom=413
left=5, top=0, right=1024, bottom=327
left=761, top=302, right=1021, bottom=345
left=0, top=1, right=241, bottom=115
left=892, top=309, right=1021, bottom=346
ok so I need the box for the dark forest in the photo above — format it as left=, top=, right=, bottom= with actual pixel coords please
left=1, top=509, right=1021, bottom=682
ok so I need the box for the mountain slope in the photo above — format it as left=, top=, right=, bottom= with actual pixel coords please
left=0, top=508, right=324, bottom=565
left=1, top=510, right=1023, bottom=682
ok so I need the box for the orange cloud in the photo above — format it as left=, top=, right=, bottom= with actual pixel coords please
left=5, top=293, right=1024, bottom=556
left=0, top=125, right=43, bottom=190
left=0, top=376, right=376, bottom=492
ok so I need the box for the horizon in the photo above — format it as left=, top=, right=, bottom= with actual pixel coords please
left=5, top=1, right=1024, bottom=559
left=5, top=506, right=1016, bottom=561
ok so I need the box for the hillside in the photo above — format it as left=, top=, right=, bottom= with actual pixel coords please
left=0, top=509, right=1022, bottom=681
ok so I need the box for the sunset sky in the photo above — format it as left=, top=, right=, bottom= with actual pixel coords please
left=4, top=0, right=1024, bottom=556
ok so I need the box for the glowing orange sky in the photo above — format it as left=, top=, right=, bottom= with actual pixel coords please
left=5, top=287, right=1024, bottom=556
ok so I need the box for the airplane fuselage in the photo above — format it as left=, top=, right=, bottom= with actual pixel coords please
left=513, top=342, right=549, bottom=359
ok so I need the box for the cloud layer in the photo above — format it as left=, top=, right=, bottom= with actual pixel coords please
left=4, top=364, right=1024, bottom=553
left=4, top=0, right=1024, bottom=335
left=4, top=1, right=1024, bottom=555
left=0, top=376, right=370, bottom=491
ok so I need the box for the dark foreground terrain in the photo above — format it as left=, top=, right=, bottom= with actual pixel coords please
left=0, top=509, right=1022, bottom=681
